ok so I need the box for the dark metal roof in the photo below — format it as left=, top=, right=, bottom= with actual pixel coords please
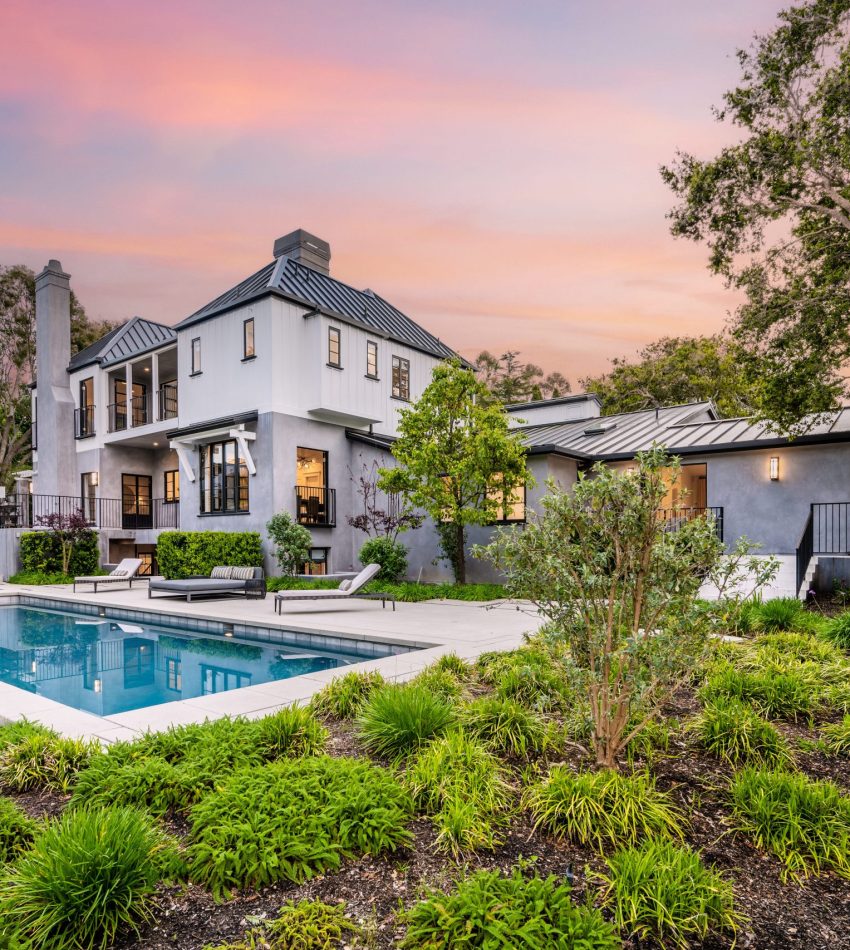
left=519, top=401, right=850, bottom=460
left=345, top=429, right=397, bottom=452
left=175, top=257, right=458, bottom=362
left=166, top=411, right=259, bottom=441
left=505, top=393, right=601, bottom=412
left=68, top=317, right=177, bottom=372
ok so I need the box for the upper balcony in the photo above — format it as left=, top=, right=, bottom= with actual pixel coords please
left=102, top=347, right=178, bottom=448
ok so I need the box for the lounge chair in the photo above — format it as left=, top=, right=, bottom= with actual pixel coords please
left=148, top=566, right=266, bottom=602
left=273, top=562, right=395, bottom=613
left=73, top=558, right=143, bottom=594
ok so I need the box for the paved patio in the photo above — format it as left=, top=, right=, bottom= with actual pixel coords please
left=0, top=581, right=541, bottom=743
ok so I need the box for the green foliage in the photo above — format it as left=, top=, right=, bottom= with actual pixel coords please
left=524, top=766, right=686, bottom=852
left=700, top=662, right=818, bottom=720
left=205, top=900, right=360, bottom=950
left=820, top=715, right=850, bottom=757
left=408, top=667, right=466, bottom=702
left=485, top=447, right=723, bottom=767
left=598, top=839, right=741, bottom=949
left=822, top=611, right=850, bottom=650
left=405, top=730, right=512, bottom=854
left=0, top=806, right=173, bottom=950
left=309, top=670, right=386, bottom=720
left=474, top=349, right=571, bottom=404
left=0, top=720, right=53, bottom=752
left=266, top=512, right=312, bottom=576
left=476, top=647, right=581, bottom=713
left=158, top=634, right=262, bottom=661
left=156, top=531, right=263, bottom=580
left=18, top=529, right=99, bottom=577
left=379, top=359, right=530, bottom=583
left=755, top=630, right=838, bottom=663
left=7, top=571, right=77, bottom=585
left=752, top=598, right=807, bottom=633
left=187, top=756, right=412, bottom=898
left=0, top=797, right=38, bottom=864
left=356, top=684, right=456, bottom=761
left=460, top=695, right=548, bottom=759
left=688, top=698, right=793, bottom=768
left=432, top=653, right=472, bottom=677
left=730, top=767, right=850, bottom=881
left=358, top=536, right=408, bottom=582
left=71, top=709, right=327, bottom=815
left=266, top=576, right=506, bottom=601
left=0, top=733, right=97, bottom=792
left=400, top=865, right=620, bottom=950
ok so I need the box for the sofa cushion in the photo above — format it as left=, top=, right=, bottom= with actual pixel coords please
left=230, top=565, right=255, bottom=580
left=211, top=566, right=234, bottom=579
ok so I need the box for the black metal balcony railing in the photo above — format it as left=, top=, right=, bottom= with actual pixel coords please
left=657, top=506, right=724, bottom=543
left=0, top=493, right=179, bottom=530
left=295, top=486, right=336, bottom=526
left=796, top=502, right=850, bottom=594
left=107, top=402, right=127, bottom=433
left=158, top=383, right=178, bottom=421
left=74, top=405, right=95, bottom=439
left=129, top=393, right=151, bottom=427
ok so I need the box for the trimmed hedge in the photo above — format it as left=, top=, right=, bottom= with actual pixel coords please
left=19, top=530, right=99, bottom=576
left=156, top=531, right=263, bottom=579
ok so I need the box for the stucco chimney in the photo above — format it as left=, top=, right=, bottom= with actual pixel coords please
left=272, top=229, right=331, bottom=275
left=34, top=260, right=77, bottom=498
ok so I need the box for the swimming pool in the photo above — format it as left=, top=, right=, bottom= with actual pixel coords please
left=0, top=604, right=411, bottom=716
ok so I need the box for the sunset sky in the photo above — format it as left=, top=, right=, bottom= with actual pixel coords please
left=0, top=0, right=786, bottom=382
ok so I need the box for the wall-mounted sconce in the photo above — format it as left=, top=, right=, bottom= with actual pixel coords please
left=90, top=472, right=98, bottom=487
left=30, top=660, right=37, bottom=674
left=769, top=456, right=780, bottom=481
left=93, top=679, right=102, bottom=694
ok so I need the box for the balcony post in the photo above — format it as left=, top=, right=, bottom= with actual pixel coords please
left=152, top=356, right=160, bottom=421
left=125, top=362, right=132, bottom=428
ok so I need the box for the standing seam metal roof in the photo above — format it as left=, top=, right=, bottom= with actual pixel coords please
left=67, top=317, right=177, bottom=372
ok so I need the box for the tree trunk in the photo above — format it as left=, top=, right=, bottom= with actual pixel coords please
left=455, top=522, right=466, bottom=585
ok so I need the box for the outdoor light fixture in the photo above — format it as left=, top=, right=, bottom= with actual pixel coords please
left=224, top=625, right=235, bottom=638
left=93, top=679, right=102, bottom=693
left=769, top=456, right=780, bottom=481
left=90, top=472, right=98, bottom=486
left=30, top=660, right=37, bottom=673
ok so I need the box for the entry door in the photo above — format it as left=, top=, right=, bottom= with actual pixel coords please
left=122, top=474, right=152, bottom=529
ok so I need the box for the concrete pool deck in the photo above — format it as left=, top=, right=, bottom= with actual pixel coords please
left=0, top=581, right=542, bottom=743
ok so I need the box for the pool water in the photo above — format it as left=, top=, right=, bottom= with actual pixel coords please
left=0, top=605, right=368, bottom=716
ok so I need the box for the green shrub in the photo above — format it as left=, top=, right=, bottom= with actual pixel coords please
left=405, top=731, right=512, bottom=854
left=700, top=662, right=818, bottom=720
left=7, top=571, right=78, bottom=585
left=356, top=684, right=455, bottom=761
left=18, top=529, right=99, bottom=577
left=156, top=531, right=263, bottom=579
left=687, top=698, right=793, bottom=767
left=524, top=766, right=685, bottom=852
left=267, top=512, right=312, bottom=577
left=821, top=715, right=850, bottom=756
left=822, top=611, right=850, bottom=650
left=598, top=839, right=740, bottom=948
left=409, top=667, right=465, bottom=701
left=205, top=899, right=360, bottom=950
left=432, top=652, right=472, bottom=677
left=478, top=648, right=580, bottom=712
left=0, top=720, right=53, bottom=753
left=755, top=631, right=839, bottom=664
left=400, top=866, right=620, bottom=950
left=310, top=670, right=386, bottom=720
left=730, top=767, right=850, bottom=880
left=753, top=597, right=807, bottom=633
left=265, top=577, right=506, bottom=601
left=0, top=797, right=38, bottom=864
left=461, top=695, right=548, bottom=758
left=187, top=756, right=412, bottom=898
left=0, top=806, right=173, bottom=950
left=359, top=536, right=408, bottom=582
left=0, top=733, right=97, bottom=792
left=250, top=707, right=328, bottom=760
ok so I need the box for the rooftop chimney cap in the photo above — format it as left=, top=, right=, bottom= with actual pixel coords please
left=273, top=229, right=331, bottom=275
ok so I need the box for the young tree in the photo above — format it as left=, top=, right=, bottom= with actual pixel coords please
left=347, top=455, right=423, bottom=541
left=266, top=512, right=312, bottom=576
left=35, top=510, right=93, bottom=576
left=662, top=0, right=850, bottom=433
left=484, top=449, right=723, bottom=769
left=580, top=335, right=761, bottom=417
left=379, top=360, right=529, bottom=584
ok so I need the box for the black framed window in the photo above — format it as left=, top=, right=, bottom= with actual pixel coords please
left=243, top=318, right=255, bottom=359
left=191, top=337, right=201, bottom=375
left=166, top=657, right=182, bottom=692
left=163, top=469, right=180, bottom=503
left=80, top=472, right=97, bottom=524
left=328, top=327, right=341, bottom=367
left=366, top=340, right=378, bottom=378
left=392, top=355, right=410, bottom=400
left=199, top=439, right=249, bottom=513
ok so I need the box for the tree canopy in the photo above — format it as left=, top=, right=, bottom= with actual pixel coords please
left=662, top=0, right=850, bottom=434
left=473, top=350, right=570, bottom=404
left=580, top=335, right=762, bottom=417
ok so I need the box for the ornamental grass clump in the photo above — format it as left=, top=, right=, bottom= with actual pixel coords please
left=477, top=647, right=579, bottom=713
left=0, top=805, right=175, bottom=950
left=400, top=866, right=620, bottom=950
left=460, top=695, right=548, bottom=758
left=356, top=683, right=455, bottom=761
left=752, top=597, right=808, bottom=633
left=755, top=631, right=839, bottom=664
left=598, top=839, right=741, bottom=949
left=822, top=611, right=850, bottom=651
left=405, top=730, right=512, bottom=854
left=524, top=765, right=686, bottom=852
left=0, top=796, right=38, bottom=864
left=687, top=698, right=793, bottom=767
left=187, top=756, right=412, bottom=898
left=409, top=666, right=466, bottom=702
left=0, top=732, right=98, bottom=792
left=700, top=662, right=818, bottom=720
left=309, top=670, right=386, bottom=720
left=821, top=715, right=850, bottom=757
left=0, top=719, right=53, bottom=752
left=204, top=900, right=360, bottom=950
left=730, top=767, right=850, bottom=881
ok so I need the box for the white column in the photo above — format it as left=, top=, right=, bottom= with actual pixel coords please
left=151, top=356, right=160, bottom=421
left=125, top=362, right=132, bottom=428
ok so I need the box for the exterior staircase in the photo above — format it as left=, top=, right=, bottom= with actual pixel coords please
left=796, top=503, right=850, bottom=599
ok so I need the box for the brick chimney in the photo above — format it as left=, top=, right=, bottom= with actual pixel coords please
left=272, top=229, right=331, bottom=275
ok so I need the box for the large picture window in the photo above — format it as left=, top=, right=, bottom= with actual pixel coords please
left=199, top=440, right=249, bottom=513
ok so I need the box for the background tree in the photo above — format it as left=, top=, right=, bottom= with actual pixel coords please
left=483, top=449, right=723, bottom=769
left=580, top=335, right=762, bottom=417
left=662, top=0, right=850, bottom=433
left=0, top=265, right=119, bottom=485
left=380, top=360, right=529, bottom=584
left=473, top=350, right=571, bottom=404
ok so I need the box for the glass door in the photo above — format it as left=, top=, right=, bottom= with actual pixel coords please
left=122, top=474, right=152, bottom=529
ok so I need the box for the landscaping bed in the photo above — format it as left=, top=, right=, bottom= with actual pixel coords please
left=1, top=603, right=849, bottom=949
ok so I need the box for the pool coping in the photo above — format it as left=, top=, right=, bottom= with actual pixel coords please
left=0, top=587, right=539, bottom=742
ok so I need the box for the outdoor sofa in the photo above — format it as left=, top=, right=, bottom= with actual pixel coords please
left=148, top=566, right=266, bottom=602
left=273, top=562, right=396, bottom=613
left=73, top=558, right=143, bottom=594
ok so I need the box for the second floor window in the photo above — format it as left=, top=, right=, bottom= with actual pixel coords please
left=392, top=356, right=410, bottom=400
left=164, top=469, right=180, bottom=503
left=243, top=318, right=255, bottom=359
left=328, top=327, right=341, bottom=367
left=191, top=337, right=202, bottom=375
left=366, top=341, right=378, bottom=378
left=199, top=439, right=248, bottom=513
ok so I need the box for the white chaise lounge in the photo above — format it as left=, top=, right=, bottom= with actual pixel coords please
left=273, top=563, right=395, bottom=613
left=73, top=558, right=143, bottom=594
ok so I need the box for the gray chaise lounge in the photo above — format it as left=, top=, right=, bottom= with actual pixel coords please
left=274, top=563, right=395, bottom=613
left=74, top=558, right=143, bottom=594
left=149, top=566, right=266, bottom=602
